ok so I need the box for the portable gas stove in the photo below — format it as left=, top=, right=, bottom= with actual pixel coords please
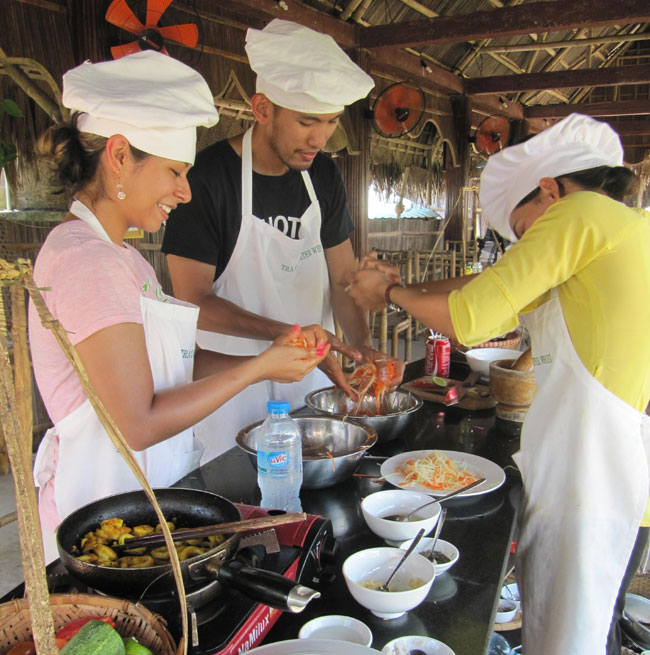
left=21, top=504, right=335, bottom=655
left=166, top=504, right=335, bottom=655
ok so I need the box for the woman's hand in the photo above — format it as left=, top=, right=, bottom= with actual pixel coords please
left=359, top=252, right=402, bottom=283
left=347, top=269, right=393, bottom=312
left=258, top=324, right=330, bottom=383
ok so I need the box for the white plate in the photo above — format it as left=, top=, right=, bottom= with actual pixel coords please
left=382, top=635, right=455, bottom=655
left=243, top=638, right=382, bottom=654
left=380, top=450, right=506, bottom=497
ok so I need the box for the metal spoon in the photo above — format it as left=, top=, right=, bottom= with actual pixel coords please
left=379, top=528, right=425, bottom=592
left=385, top=477, right=486, bottom=522
left=424, top=506, right=447, bottom=562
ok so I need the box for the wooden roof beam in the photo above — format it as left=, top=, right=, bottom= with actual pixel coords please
left=358, top=0, right=650, bottom=49
left=465, top=63, right=650, bottom=95
left=605, top=120, right=650, bottom=136
left=481, top=31, right=650, bottom=54
left=370, top=47, right=463, bottom=94
left=211, top=0, right=358, bottom=47
left=525, top=100, right=650, bottom=119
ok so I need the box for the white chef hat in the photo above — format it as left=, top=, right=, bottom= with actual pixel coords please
left=61, top=51, right=219, bottom=164
left=479, top=113, right=623, bottom=241
left=245, top=19, right=375, bottom=114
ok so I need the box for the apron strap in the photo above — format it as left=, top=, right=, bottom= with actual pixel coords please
left=69, top=199, right=114, bottom=244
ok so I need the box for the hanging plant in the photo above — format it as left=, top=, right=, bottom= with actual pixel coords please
left=0, top=98, right=23, bottom=169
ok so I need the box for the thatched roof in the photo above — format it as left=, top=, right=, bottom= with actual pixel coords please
left=1, top=0, right=648, bottom=208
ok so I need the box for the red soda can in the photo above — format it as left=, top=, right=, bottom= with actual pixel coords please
left=425, top=336, right=437, bottom=375
left=434, top=337, right=451, bottom=378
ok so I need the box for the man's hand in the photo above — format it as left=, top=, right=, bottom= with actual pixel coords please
left=317, top=351, right=359, bottom=400
left=360, top=347, right=405, bottom=390
left=294, top=324, right=360, bottom=399
left=322, top=329, right=363, bottom=364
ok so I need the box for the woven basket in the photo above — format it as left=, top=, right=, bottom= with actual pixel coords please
left=0, top=593, right=177, bottom=655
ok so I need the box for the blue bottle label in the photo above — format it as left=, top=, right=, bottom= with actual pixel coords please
left=257, top=451, right=290, bottom=475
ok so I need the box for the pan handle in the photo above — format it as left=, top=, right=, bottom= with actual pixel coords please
left=207, top=559, right=320, bottom=612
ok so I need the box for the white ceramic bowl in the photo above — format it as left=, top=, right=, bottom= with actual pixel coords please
left=495, top=598, right=518, bottom=623
left=361, top=490, right=441, bottom=546
left=398, top=537, right=459, bottom=574
left=382, top=635, right=455, bottom=655
left=501, top=582, right=520, bottom=605
left=464, top=348, right=521, bottom=378
left=299, top=615, right=373, bottom=647
left=342, top=546, right=435, bottom=619
left=242, top=639, right=382, bottom=654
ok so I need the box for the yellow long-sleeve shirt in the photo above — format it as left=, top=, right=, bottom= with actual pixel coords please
left=449, top=191, right=650, bottom=523
left=450, top=191, right=650, bottom=412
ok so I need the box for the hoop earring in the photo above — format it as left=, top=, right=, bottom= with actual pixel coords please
left=116, top=183, right=126, bottom=201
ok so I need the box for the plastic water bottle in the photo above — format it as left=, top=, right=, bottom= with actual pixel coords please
left=256, top=401, right=303, bottom=512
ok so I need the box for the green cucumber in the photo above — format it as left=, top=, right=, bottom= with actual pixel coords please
left=60, top=620, right=125, bottom=655
left=124, top=636, right=153, bottom=655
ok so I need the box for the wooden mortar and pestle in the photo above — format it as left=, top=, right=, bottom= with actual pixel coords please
left=489, top=347, right=537, bottom=423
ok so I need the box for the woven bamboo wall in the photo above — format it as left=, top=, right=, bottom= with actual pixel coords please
left=367, top=218, right=444, bottom=252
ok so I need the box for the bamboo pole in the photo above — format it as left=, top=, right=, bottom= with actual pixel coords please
left=10, top=284, right=33, bottom=474
left=0, top=259, right=57, bottom=655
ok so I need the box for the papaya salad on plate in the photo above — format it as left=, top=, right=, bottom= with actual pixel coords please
left=379, top=450, right=506, bottom=497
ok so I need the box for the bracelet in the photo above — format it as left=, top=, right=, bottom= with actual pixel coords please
left=384, top=282, right=405, bottom=309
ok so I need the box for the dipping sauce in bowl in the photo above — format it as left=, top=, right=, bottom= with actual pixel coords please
left=360, top=576, right=426, bottom=592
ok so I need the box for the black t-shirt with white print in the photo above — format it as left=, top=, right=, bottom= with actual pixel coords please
left=161, top=139, right=355, bottom=281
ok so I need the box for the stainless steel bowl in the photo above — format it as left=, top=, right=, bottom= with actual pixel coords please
left=304, top=386, right=422, bottom=443
left=236, top=414, right=377, bottom=489
left=622, top=593, right=650, bottom=649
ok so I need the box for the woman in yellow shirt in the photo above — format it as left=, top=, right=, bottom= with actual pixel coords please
left=348, top=114, right=650, bottom=655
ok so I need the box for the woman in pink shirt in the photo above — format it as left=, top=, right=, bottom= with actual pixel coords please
left=29, top=51, right=329, bottom=562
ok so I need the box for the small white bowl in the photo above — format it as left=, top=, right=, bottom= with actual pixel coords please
left=398, top=538, right=459, bottom=574
left=495, top=598, right=518, bottom=623
left=501, top=582, right=520, bottom=605
left=382, top=635, right=455, bottom=655
left=361, top=490, right=441, bottom=546
left=299, top=615, right=373, bottom=647
left=464, top=348, right=521, bottom=379
left=342, top=546, right=435, bottom=619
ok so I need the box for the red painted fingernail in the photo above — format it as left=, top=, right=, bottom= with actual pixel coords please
left=316, top=347, right=325, bottom=356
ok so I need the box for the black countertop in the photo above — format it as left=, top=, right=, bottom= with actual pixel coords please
left=176, top=359, right=524, bottom=654
left=1, top=358, right=522, bottom=654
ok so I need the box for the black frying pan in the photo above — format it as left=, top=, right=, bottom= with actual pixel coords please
left=56, top=488, right=318, bottom=612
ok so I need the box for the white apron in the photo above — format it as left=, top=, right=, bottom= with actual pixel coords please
left=515, top=288, right=650, bottom=654
left=194, top=127, right=333, bottom=463
left=34, top=200, right=204, bottom=562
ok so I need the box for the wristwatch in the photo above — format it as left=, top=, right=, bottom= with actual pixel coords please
left=384, top=282, right=405, bottom=310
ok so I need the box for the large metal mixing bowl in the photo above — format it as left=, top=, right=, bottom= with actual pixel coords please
left=304, top=386, right=422, bottom=443
left=236, top=414, right=377, bottom=489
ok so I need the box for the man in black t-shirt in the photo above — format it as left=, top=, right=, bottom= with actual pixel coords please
left=162, top=138, right=354, bottom=283
left=162, top=19, right=404, bottom=462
